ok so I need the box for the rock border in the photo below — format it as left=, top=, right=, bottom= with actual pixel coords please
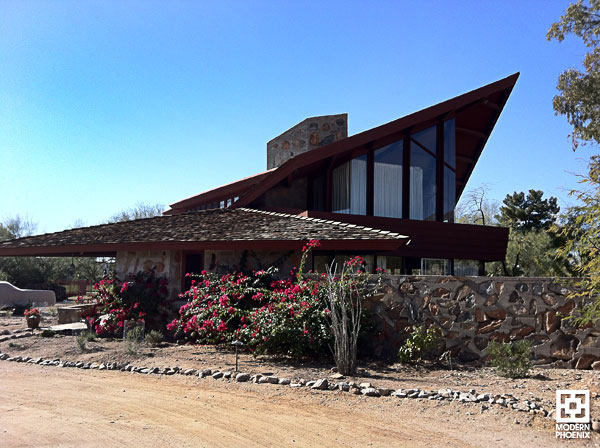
left=0, top=351, right=554, bottom=419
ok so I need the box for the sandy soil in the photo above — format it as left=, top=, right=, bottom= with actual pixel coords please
left=0, top=362, right=585, bottom=448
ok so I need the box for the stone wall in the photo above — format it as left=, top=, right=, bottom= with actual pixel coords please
left=267, top=114, right=348, bottom=169
left=365, top=275, right=599, bottom=369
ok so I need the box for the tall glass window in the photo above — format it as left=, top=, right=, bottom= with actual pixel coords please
left=374, top=140, right=403, bottom=218
left=444, top=167, right=455, bottom=222
left=444, top=119, right=456, bottom=168
left=410, top=126, right=436, bottom=221
left=332, top=155, right=367, bottom=214
left=443, top=119, right=456, bottom=222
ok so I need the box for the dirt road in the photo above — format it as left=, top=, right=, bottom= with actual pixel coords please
left=0, top=362, right=581, bottom=447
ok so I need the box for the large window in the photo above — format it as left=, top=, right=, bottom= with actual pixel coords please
left=410, top=126, right=437, bottom=221
left=332, top=155, right=367, bottom=215
left=323, top=119, right=456, bottom=222
left=374, top=140, right=403, bottom=218
left=443, top=119, right=456, bottom=222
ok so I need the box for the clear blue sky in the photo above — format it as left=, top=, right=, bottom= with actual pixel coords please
left=0, top=1, right=593, bottom=234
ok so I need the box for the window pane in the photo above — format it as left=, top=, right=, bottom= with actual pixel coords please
left=444, top=119, right=456, bottom=168
left=374, top=140, right=403, bottom=218
left=332, top=155, right=366, bottom=215
left=410, top=142, right=436, bottom=221
left=412, top=126, right=436, bottom=154
left=312, top=174, right=325, bottom=211
left=421, top=258, right=450, bottom=275
left=377, top=256, right=403, bottom=275
left=454, top=259, right=478, bottom=276
left=444, top=166, right=455, bottom=222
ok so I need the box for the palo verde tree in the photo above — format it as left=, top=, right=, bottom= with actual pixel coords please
left=547, top=0, right=600, bottom=151
left=548, top=1, right=600, bottom=323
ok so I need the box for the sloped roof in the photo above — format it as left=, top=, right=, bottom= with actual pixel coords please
left=234, top=73, right=519, bottom=208
left=167, top=169, right=276, bottom=214
left=0, top=208, right=409, bottom=257
left=165, top=73, right=518, bottom=214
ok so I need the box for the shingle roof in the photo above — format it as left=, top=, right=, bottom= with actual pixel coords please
left=0, top=208, right=409, bottom=256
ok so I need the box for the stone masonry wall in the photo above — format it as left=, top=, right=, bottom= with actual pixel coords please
left=267, top=114, right=348, bottom=169
left=365, top=275, right=599, bottom=369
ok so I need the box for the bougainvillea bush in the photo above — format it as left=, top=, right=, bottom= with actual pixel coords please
left=83, top=269, right=173, bottom=337
left=168, top=240, right=384, bottom=358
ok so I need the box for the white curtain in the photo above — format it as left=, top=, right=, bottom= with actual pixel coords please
left=374, top=162, right=402, bottom=218
left=333, top=158, right=366, bottom=215
left=332, top=162, right=350, bottom=213
left=409, top=167, right=423, bottom=220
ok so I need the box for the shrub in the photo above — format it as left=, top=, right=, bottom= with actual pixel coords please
left=145, top=330, right=164, bottom=346
left=398, top=325, right=441, bottom=363
left=167, top=241, right=383, bottom=360
left=487, top=340, right=532, bottom=378
left=124, top=324, right=144, bottom=356
left=83, top=269, right=173, bottom=337
left=76, top=335, right=87, bottom=352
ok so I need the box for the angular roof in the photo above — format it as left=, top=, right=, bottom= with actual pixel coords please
left=165, top=73, right=519, bottom=214
left=0, top=208, right=409, bottom=257
left=234, top=73, right=519, bottom=208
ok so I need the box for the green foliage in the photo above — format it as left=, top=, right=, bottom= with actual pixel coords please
left=40, top=329, right=55, bottom=338
left=145, top=330, right=164, bottom=346
left=497, top=190, right=560, bottom=232
left=76, top=335, right=87, bottom=352
left=494, top=190, right=565, bottom=276
left=547, top=0, right=600, bottom=149
left=487, top=340, right=532, bottom=378
left=398, top=325, right=440, bottom=363
left=124, top=324, right=145, bottom=356
left=554, top=156, right=600, bottom=325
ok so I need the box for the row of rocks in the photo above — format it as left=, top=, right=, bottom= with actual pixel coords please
left=0, top=351, right=552, bottom=418
left=0, top=329, right=33, bottom=343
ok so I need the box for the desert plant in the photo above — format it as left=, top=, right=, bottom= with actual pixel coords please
left=398, top=325, right=441, bottom=363
left=322, top=256, right=383, bottom=375
left=124, top=324, right=144, bottom=355
left=487, top=340, right=532, bottom=378
left=76, top=335, right=87, bottom=352
left=40, top=329, right=55, bottom=338
left=145, top=330, right=164, bottom=346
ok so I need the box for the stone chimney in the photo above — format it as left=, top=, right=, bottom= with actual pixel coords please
left=267, top=114, right=348, bottom=169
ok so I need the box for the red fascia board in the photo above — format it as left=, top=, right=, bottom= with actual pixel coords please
left=167, top=169, right=276, bottom=212
left=233, top=73, right=519, bottom=208
left=0, top=238, right=408, bottom=257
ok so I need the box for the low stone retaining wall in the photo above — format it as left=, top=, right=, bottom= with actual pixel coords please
left=366, top=276, right=599, bottom=369
left=57, top=304, right=95, bottom=324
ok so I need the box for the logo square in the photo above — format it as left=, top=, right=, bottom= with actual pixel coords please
left=556, top=390, right=590, bottom=423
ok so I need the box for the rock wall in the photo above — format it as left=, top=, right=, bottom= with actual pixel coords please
left=267, top=114, right=348, bottom=169
left=365, top=275, right=599, bottom=369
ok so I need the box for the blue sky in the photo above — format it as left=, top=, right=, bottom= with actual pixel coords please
left=0, top=1, right=593, bottom=234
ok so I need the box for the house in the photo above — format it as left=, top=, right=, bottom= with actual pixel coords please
left=0, top=73, right=518, bottom=298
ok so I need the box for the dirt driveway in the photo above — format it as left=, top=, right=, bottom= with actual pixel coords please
left=1, top=362, right=582, bottom=448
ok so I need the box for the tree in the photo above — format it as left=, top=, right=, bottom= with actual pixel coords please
left=547, top=0, right=600, bottom=150
left=455, top=184, right=499, bottom=226
left=0, top=215, right=37, bottom=241
left=554, top=156, right=600, bottom=323
left=108, top=202, right=165, bottom=223
left=497, top=190, right=560, bottom=232
left=548, top=3, right=600, bottom=322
